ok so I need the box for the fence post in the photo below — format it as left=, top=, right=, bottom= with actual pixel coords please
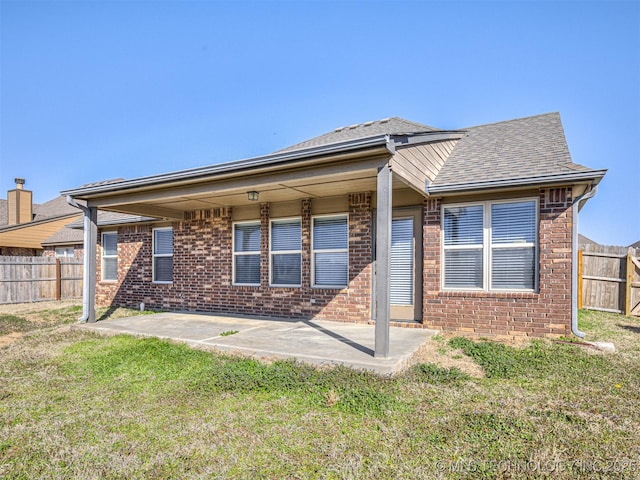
left=578, top=250, right=583, bottom=310
left=625, top=249, right=633, bottom=316
left=55, top=258, right=62, bottom=301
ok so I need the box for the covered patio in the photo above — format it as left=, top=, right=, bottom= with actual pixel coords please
left=63, top=130, right=459, bottom=358
left=74, top=312, right=436, bottom=375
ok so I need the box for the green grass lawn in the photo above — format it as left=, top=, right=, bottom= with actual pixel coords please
left=1, top=308, right=639, bottom=479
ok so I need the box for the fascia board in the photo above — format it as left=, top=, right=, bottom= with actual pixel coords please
left=428, top=169, right=608, bottom=195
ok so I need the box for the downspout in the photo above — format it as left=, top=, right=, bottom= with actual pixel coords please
left=66, top=195, right=95, bottom=323
left=571, top=185, right=598, bottom=338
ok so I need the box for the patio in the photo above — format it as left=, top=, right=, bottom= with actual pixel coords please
left=74, top=312, right=436, bottom=375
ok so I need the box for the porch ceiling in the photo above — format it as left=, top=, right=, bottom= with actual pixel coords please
left=87, top=157, right=412, bottom=219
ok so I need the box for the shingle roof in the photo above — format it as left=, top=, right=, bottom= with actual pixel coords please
left=277, top=117, right=438, bottom=152
left=78, top=177, right=125, bottom=189
left=41, top=226, right=84, bottom=246
left=33, top=195, right=80, bottom=220
left=0, top=195, right=79, bottom=229
left=431, top=113, right=592, bottom=188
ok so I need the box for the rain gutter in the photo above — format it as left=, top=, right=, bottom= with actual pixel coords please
left=571, top=185, right=598, bottom=338
left=427, top=170, right=607, bottom=195
left=65, top=195, right=95, bottom=323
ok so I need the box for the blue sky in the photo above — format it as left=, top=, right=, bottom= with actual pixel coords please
left=1, top=0, right=638, bottom=245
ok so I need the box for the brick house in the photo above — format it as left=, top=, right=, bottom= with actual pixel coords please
left=62, top=113, right=606, bottom=357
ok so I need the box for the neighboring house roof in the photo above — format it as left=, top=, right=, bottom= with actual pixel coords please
left=41, top=210, right=154, bottom=247
left=629, top=240, right=640, bottom=249
left=430, top=113, right=594, bottom=191
left=41, top=226, right=84, bottom=246
left=278, top=117, right=439, bottom=152
left=0, top=195, right=79, bottom=227
left=32, top=195, right=80, bottom=220
left=0, top=194, right=81, bottom=250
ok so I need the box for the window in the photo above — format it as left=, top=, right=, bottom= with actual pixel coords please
left=443, top=200, right=537, bottom=291
left=313, top=215, right=348, bottom=287
left=233, top=221, right=261, bottom=285
left=270, top=218, right=301, bottom=286
left=55, top=247, right=75, bottom=258
left=153, top=227, right=173, bottom=283
left=101, top=232, right=118, bottom=281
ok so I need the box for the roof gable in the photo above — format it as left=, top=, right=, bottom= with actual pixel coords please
left=431, top=112, right=593, bottom=188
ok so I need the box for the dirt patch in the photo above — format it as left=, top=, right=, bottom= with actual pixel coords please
left=0, top=300, right=80, bottom=315
left=0, top=331, right=24, bottom=347
left=409, top=333, right=485, bottom=378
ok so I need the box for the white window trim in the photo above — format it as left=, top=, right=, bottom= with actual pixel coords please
left=441, top=198, right=539, bottom=292
left=232, top=220, right=261, bottom=286
left=152, top=226, right=173, bottom=284
left=269, top=216, right=302, bottom=287
left=101, top=231, right=118, bottom=282
left=311, top=213, right=349, bottom=289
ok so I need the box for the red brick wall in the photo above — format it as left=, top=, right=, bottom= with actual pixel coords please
left=96, top=194, right=373, bottom=322
left=42, top=245, right=84, bottom=258
left=422, top=187, right=574, bottom=338
left=95, top=187, right=576, bottom=336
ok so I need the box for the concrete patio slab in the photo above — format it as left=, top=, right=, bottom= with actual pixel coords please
left=73, top=312, right=436, bottom=375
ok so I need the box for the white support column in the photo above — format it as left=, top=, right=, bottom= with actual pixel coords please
left=83, top=206, right=98, bottom=323
left=375, top=164, right=392, bottom=358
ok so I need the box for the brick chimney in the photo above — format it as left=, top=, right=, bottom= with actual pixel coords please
left=7, top=178, right=33, bottom=225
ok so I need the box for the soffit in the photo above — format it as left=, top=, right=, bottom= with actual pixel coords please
left=88, top=155, right=396, bottom=218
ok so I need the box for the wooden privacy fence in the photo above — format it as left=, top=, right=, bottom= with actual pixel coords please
left=579, top=245, right=640, bottom=316
left=0, top=256, right=83, bottom=304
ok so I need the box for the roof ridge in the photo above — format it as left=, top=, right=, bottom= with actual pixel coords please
left=465, top=112, right=559, bottom=130
left=277, top=116, right=439, bottom=153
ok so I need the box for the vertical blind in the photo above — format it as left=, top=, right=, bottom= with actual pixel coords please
left=153, top=228, right=173, bottom=283
left=390, top=218, right=414, bottom=305
left=271, top=219, right=301, bottom=285
left=313, top=216, right=348, bottom=287
left=234, top=222, right=261, bottom=284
